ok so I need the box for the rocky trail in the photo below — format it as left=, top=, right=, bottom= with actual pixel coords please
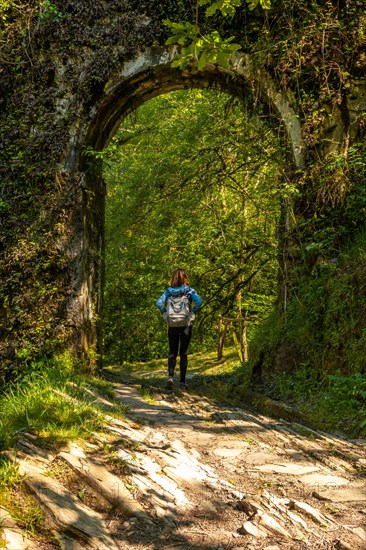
left=1, top=367, right=366, bottom=550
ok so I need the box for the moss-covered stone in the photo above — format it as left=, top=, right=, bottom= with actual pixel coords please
left=0, top=0, right=365, bottom=379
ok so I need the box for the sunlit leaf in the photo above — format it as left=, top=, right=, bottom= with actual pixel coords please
left=197, top=49, right=210, bottom=70
left=247, top=0, right=271, bottom=10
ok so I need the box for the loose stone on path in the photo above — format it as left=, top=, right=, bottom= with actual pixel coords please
left=3, top=372, right=366, bottom=549
left=14, top=457, right=119, bottom=550
left=58, top=446, right=147, bottom=518
left=255, top=462, right=319, bottom=475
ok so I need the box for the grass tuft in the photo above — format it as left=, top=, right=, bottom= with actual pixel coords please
left=0, top=457, right=50, bottom=538
left=0, top=354, right=127, bottom=452
left=0, top=353, right=129, bottom=541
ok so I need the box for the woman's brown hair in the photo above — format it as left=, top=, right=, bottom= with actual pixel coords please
left=171, top=268, right=189, bottom=287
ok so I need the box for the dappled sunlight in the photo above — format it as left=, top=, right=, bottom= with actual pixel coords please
left=0, top=0, right=365, bottom=547
left=103, top=88, right=280, bottom=366
left=1, top=355, right=365, bottom=549
left=99, top=358, right=366, bottom=548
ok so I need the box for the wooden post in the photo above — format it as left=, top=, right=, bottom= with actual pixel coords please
left=217, top=316, right=230, bottom=360
left=241, top=317, right=248, bottom=362
left=217, top=315, right=259, bottom=362
left=232, top=328, right=243, bottom=362
left=217, top=317, right=223, bottom=360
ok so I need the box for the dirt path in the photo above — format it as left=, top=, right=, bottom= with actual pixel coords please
left=2, top=368, right=366, bottom=549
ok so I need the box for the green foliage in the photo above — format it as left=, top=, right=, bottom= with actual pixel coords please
left=0, top=456, right=49, bottom=539
left=248, top=307, right=284, bottom=369
left=199, top=0, right=270, bottom=16
left=163, top=20, right=196, bottom=46
left=164, top=19, right=240, bottom=69
left=0, top=352, right=124, bottom=451
left=264, top=367, right=366, bottom=436
left=247, top=0, right=270, bottom=9
left=0, top=0, right=17, bottom=23
left=103, top=89, right=281, bottom=363
left=249, top=224, right=366, bottom=435
left=260, top=227, right=366, bottom=376
left=326, top=374, right=366, bottom=429
left=200, top=0, right=242, bottom=18
left=163, top=0, right=271, bottom=69
left=0, top=457, right=24, bottom=492
left=38, top=0, right=63, bottom=23
left=0, top=1, right=33, bottom=62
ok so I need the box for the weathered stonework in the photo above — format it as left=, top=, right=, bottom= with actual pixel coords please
left=0, top=0, right=365, bottom=376
left=62, top=46, right=305, bottom=368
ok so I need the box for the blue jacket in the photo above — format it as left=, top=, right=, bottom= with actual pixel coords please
left=156, top=285, right=202, bottom=314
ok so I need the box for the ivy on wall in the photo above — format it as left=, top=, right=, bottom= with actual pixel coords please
left=0, top=0, right=364, bottom=380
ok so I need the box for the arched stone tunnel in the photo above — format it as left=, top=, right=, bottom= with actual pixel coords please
left=67, top=46, right=304, bottom=366
left=0, top=1, right=365, bottom=376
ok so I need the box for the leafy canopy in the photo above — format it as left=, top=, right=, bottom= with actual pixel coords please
left=102, top=89, right=281, bottom=362
left=163, top=0, right=271, bottom=69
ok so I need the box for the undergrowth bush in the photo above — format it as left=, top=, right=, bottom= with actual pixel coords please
left=270, top=368, right=366, bottom=436
left=324, top=373, right=366, bottom=433
left=246, top=226, right=366, bottom=436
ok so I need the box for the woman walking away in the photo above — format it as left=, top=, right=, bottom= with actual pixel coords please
left=156, top=268, right=202, bottom=389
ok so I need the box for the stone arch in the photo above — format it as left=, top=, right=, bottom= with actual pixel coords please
left=65, top=46, right=304, bottom=366
left=1, top=1, right=364, bottom=381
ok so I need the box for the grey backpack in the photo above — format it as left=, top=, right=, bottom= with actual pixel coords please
left=165, top=294, right=193, bottom=327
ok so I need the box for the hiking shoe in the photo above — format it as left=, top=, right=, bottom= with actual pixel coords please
left=179, top=382, right=188, bottom=389
left=165, top=377, right=174, bottom=390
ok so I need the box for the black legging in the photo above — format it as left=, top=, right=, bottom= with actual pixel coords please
left=167, top=325, right=192, bottom=382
